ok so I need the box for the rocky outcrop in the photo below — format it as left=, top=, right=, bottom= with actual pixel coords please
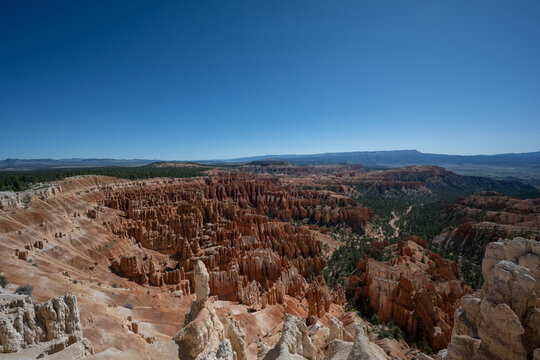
left=0, top=293, right=93, bottom=356
left=346, top=325, right=389, bottom=360
left=110, top=255, right=192, bottom=294
left=328, top=317, right=344, bottom=344
left=261, top=314, right=316, bottom=360
left=0, top=186, right=62, bottom=210
left=227, top=319, right=247, bottom=360
left=174, top=300, right=226, bottom=360
left=174, top=260, right=225, bottom=360
left=433, top=194, right=540, bottom=265
left=174, top=261, right=243, bottom=360
left=349, top=240, right=472, bottom=351
left=260, top=314, right=388, bottom=360
left=445, top=237, right=540, bottom=360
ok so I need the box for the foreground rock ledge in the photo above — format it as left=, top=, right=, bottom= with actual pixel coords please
left=443, top=237, right=540, bottom=360
left=0, top=292, right=93, bottom=357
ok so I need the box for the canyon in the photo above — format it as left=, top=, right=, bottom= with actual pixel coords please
left=0, top=165, right=538, bottom=359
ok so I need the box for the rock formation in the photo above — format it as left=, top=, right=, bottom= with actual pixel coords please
left=346, top=325, right=390, bottom=360
left=261, top=313, right=317, bottom=360
left=328, top=317, right=344, bottom=344
left=183, top=260, right=210, bottom=326
left=6, top=168, right=533, bottom=359
left=307, top=277, right=345, bottom=324
left=0, top=293, right=93, bottom=356
left=174, top=260, right=242, bottom=360
left=349, top=239, right=472, bottom=351
left=227, top=319, right=247, bottom=360
left=174, top=260, right=225, bottom=360
left=102, top=174, right=350, bottom=316
left=260, top=313, right=391, bottom=360
left=444, top=237, right=540, bottom=360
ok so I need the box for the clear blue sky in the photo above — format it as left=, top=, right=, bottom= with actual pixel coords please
left=1, top=1, right=539, bottom=160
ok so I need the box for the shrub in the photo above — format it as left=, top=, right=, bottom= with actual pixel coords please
left=0, top=275, right=8, bottom=288
left=112, top=283, right=118, bottom=288
left=15, top=284, right=33, bottom=296
left=72, top=279, right=78, bottom=284
left=369, top=314, right=380, bottom=325
left=418, top=336, right=433, bottom=354
left=124, top=302, right=134, bottom=310
left=391, top=324, right=404, bottom=341
left=377, top=327, right=394, bottom=339
left=376, top=323, right=404, bottom=341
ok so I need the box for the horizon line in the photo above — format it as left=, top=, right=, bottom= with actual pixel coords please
left=2, top=148, right=540, bottom=163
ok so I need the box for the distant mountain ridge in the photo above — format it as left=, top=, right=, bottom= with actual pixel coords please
left=1, top=150, right=539, bottom=185
left=3, top=150, right=538, bottom=168
left=217, top=150, right=540, bottom=185
left=220, top=149, right=540, bottom=166
left=0, top=158, right=157, bottom=170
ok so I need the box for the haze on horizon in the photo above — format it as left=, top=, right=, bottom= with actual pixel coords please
left=1, top=1, right=539, bottom=160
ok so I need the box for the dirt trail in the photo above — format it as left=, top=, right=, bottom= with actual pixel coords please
left=389, top=205, right=412, bottom=238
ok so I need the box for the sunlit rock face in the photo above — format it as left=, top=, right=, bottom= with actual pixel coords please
left=444, top=237, right=540, bottom=360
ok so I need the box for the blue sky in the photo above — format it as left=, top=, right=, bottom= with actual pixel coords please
left=1, top=1, right=539, bottom=160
